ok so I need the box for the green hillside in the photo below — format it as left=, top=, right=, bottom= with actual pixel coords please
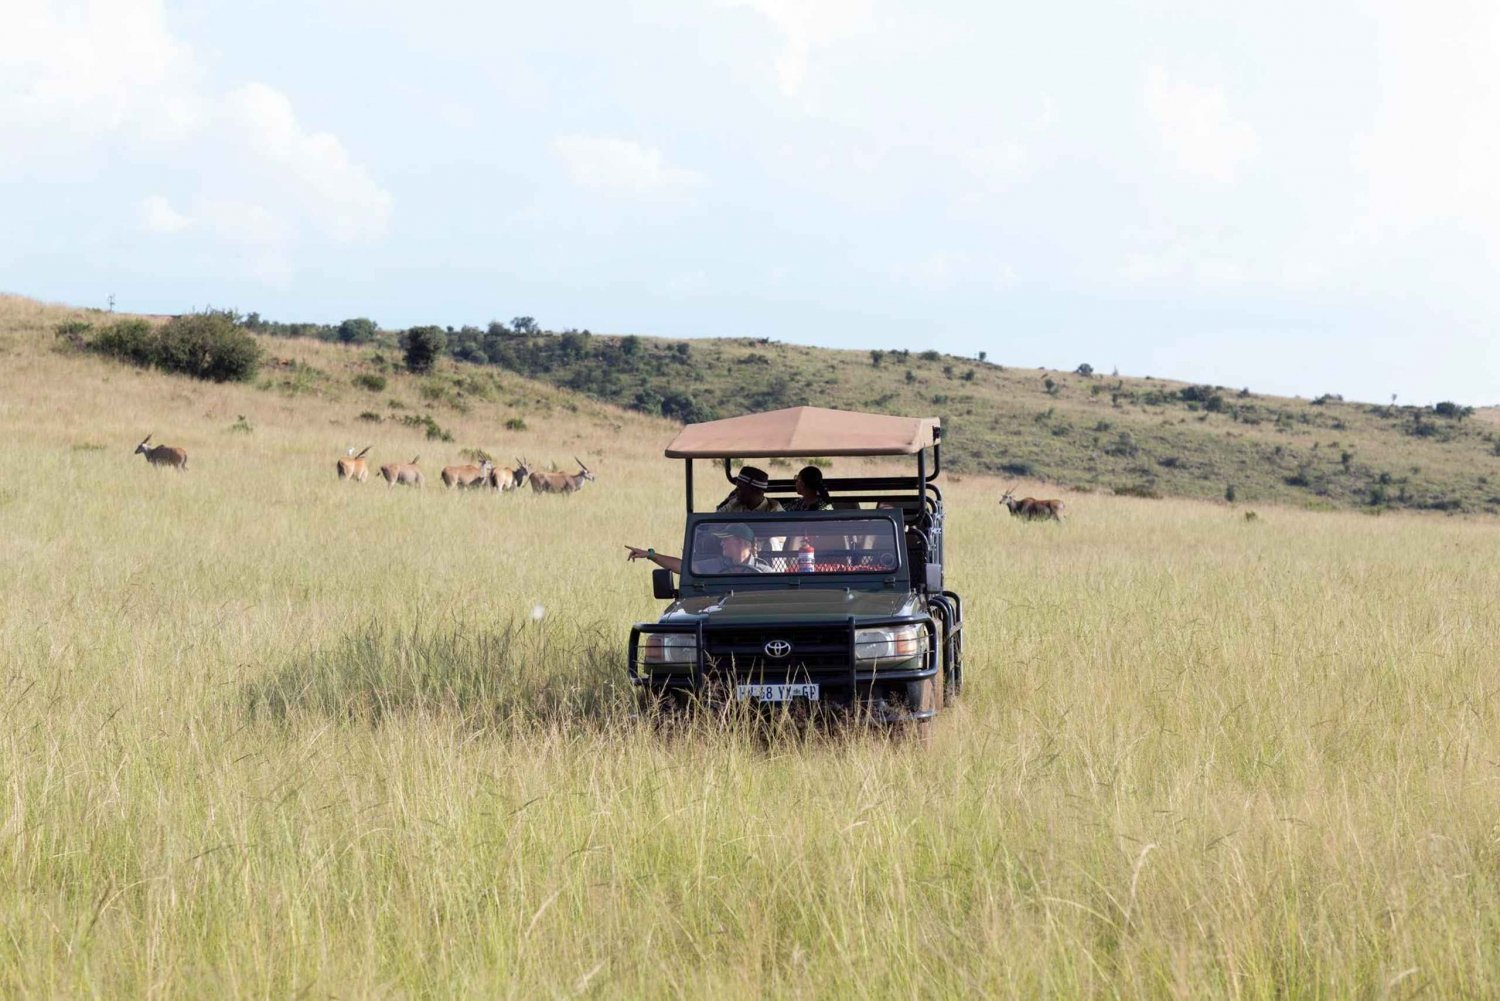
left=263, top=320, right=1497, bottom=515
left=17, top=296, right=1500, bottom=514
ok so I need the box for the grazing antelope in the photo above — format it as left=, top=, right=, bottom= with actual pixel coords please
left=134, top=433, right=188, bottom=470
left=1000, top=485, right=1064, bottom=522
left=441, top=455, right=495, bottom=489
left=529, top=457, right=596, bottom=494
left=490, top=457, right=532, bottom=492
left=337, top=446, right=371, bottom=482
left=379, top=455, right=424, bottom=488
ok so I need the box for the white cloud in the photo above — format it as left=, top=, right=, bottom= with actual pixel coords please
left=139, top=195, right=191, bottom=234
left=219, top=83, right=392, bottom=242
left=1357, top=2, right=1500, bottom=266
left=551, top=136, right=703, bottom=197
left=0, top=0, right=390, bottom=277
left=0, top=0, right=200, bottom=139
left=1143, top=66, right=1259, bottom=183
left=727, top=0, right=873, bottom=98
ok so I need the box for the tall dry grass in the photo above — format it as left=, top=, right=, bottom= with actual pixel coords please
left=1, top=301, right=1498, bottom=996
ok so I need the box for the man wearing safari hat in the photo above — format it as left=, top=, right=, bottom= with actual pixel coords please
left=716, top=465, right=782, bottom=513
left=624, top=522, right=772, bottom=574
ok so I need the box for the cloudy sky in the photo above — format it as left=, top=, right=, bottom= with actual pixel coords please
left=2, top=0, right=1496, bottom=405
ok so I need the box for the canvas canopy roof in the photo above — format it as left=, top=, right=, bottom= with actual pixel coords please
left=665, top=406, right=940, bottom=458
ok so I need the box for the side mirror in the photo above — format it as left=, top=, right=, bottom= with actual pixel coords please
left=652, top=568, right=677, bottom=600
left=924, top=564, right=943, bottom=592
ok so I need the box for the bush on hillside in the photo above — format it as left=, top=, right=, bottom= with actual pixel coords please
left=338, top=317, right=379, bottom=344
left=1433, top=401, right=1473, bottom=420
left=80, top=312, right=262, bottom=382
left=402, top=326, right=446, bottom=374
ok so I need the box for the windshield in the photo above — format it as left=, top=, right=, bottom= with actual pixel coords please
left=688, top=518, right=901, bottom=576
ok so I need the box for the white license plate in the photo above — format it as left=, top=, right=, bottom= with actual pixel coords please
left=735, top=683, right=820, bottom=703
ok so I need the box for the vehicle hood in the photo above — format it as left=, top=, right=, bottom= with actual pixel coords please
left=661, top=588, right=919, bottom=624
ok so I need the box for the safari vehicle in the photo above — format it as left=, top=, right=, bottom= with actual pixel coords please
left=628, top=406, right=964, bottom=733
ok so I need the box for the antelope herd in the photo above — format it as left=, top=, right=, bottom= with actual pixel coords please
left=328, top=447, right=590, bottom=495
left=134, top=434, right=1068, bottom=522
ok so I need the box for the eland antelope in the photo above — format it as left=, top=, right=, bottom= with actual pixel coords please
left=529, top=457, right=596, bottom=494
left=380, top=455, right=424, bottom=488
left=337, top=446, right=371, bottom=482
left=490, top=457, right=532, bottom=492
left=441, top=456, right=495, bottom=489
left=134, top=434, right=188, bottom=470
left=1000, top=485, right=1063, bottom=522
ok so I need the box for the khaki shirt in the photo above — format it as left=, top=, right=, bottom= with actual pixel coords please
left=716, top=495, right=783, bottom=513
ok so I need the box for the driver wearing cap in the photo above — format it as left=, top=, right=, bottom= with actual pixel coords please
left=695, top=523, right=773, bottom=573
left=625, top=522, right=773, bottom=575
left=716, top=466, right=782, bottom=513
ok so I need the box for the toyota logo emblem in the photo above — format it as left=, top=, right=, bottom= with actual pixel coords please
left=764, top=640, right=792, bottom=658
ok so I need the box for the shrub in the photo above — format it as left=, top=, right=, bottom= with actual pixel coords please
left=157, top=313, right=263, bottom=381
left=870, top=350, right=884, bottom=367
left=1043, top=377, right=1060, bottom=397
left=1074, top=363, right=1094, bottom=377
left=920, top=349, right=941, bottom=362
left=401, top=326, right=446, bottom=374
left=1433, top=401, right=1473, bottom=420
left=358, top=411, right=382, bottom=423
left=504, top=417, right=528, bottom=431
left=353, top=373, right=387, bottom=392
left=337, top=318, right=379, bottom=344
left=86, top=312, right=262, bottom=382
left=1224, top=483, right=1237, bottom=503
left=88, top=319, right=156, bottom=367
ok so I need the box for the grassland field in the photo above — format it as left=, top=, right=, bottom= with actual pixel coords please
left=2, top=296, right=1499, bottom=997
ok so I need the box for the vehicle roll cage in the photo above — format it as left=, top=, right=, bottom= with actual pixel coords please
left=682, top=429, right=943, bottom=514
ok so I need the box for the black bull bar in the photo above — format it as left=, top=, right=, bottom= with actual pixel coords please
left=627, top=615, right=940, bottom=721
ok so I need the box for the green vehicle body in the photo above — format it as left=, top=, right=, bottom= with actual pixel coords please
left=627, top=408, right=964, bottom=729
